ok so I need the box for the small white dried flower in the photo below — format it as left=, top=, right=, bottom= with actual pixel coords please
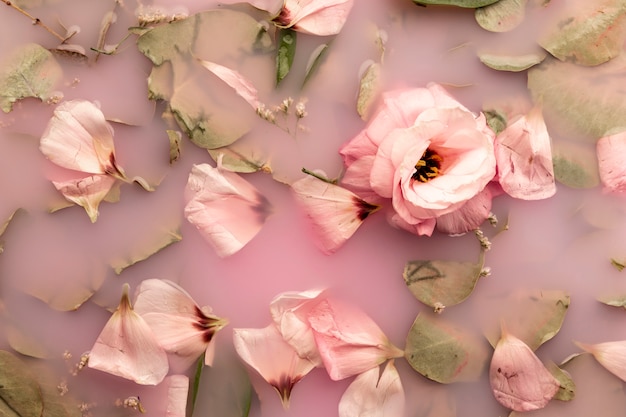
left=295, top=101, right=307, bottom=119
left=433, top=302, right=445, bottom=314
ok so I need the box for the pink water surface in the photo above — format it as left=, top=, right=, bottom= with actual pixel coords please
left=1, top=0, right=626, bottom=416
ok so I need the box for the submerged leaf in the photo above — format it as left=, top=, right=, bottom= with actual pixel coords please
left=167, top=130, right=182, bottom=165
left=413, top=0, right=500, bottom=7
left=356, top=61, right=382, bottom=121
left=276, top=29, right=296, bottom=85
left=303, top=43, right=329, bottom=87
left=538, top=0, right=626, bottom=66
left=403, top=252, right=485, bottom=309
left=0, top=350, right=43, bottom=417
left=547, top=362, right=575, bottom=401
left=405, top=313, right=489, bottom=383
left=0, top=43, right=63, bottom=112
left=478, top=51, right=546, bottom=71
left=552, top=139, right=600, bottom=188
left=597, top=295, right=626, bottom=309
left=207, top=147, right=270, bottom=174
left=475, top=0, right=527, bottom=32
left=0, top=209, right=25, bottom=253
left=110, top=227, right=182, bottom=274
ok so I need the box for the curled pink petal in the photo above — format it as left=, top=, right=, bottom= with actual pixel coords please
left=436, top=186, right=492, bottom=235
left=307, top=298, right=404, bottom=381
left=233, top=324, right=316, bottom=408
left=338, top=361, right=405, bottom=417
left=184, top=159, right=272, bottom=257
left=133, top=279, right=227, bottom=372
left=198, top=60, right=260, bottom=110
left=276, top=0, right=354, bottom=36
left=597, top=131, right=626, bottom=194
left=52, top=174, right=116, bottom=223
left=40, top=99, right=125, bottom=178
left=576, top=340, right=626, bottom=382
left=495, top=107, right=556, bottom=200
left=489, top=328, right=560, bottom=411
left=292, top=174, right=380, bottom=254
left=88, top=283, right=169, bottom=385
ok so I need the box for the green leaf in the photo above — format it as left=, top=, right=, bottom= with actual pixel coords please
left=0, top=350, right=44, bottom=417
left=302, top=43, right=329, bottom=88
left=403, top=252, right=485, bottom=309
left=478, top=51, right=546, bottom=72
left=538, top=0, right=626, bottom=66
left=208, top=146, right=270, bottom=174
left=356, top=61, right=382, bottom=121
left=597, top=294, right=626, bottom=309
left=413, top=0, right=501, bottom=7
left=110, top=227, right=182, bottom=274
left=484, top=109, right=507, bottom=135
left=551, top=140, right=600, bottom=188
left=475, top=0, right=527, bottom=32
left=405, top=313, right=489, bottom=383
left=485, top=289, right=570, bottom=351
left=547, top=362, right=576, bottom=401
left=276, top=29, right=296, bottom=85
left=528, top=56, right=626, bottom=141
left=0, top=43, right=62, bottom=113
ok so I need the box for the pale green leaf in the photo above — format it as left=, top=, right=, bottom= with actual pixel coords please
left=276, top=29, right=296, bottom=85
left=414, top=0, right=501, bottom=7
left=528, top=56, right=626, bottom=141
left=551, top=139, right=600, bottom=188
left=403, top=253, right=484, bottom=309
left=484, top=109, right=507, bottom=135
left=167, top=130, right=182, bottom=165
left=356, top=61, right=381, bottom=121
left=547, top=362, right=576, bottom=401
left=538, top=0, right=626, bottom=66
left=405, top=313, right=489, bottom=383
left=597, top=294, right=626, bottom=309
left=478, top=51, right=546, bottom=71
left=0, top=350, right=43, bottom=417
left=475, top=0, right=527, bottom=32
left=0, top=43, right=62, bottom=113
left=208, top=147, right=270, bottom=174
left=111, top=228, right=182, bottom=274
left=302, top=43, right=329, bottom=88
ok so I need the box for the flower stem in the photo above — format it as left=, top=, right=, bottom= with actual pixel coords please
left=1, top=0, right=66, bottom=42
left=301, top=167, right=337, bottom=184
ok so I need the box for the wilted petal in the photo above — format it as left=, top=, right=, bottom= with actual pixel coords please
left=233, top=324, right=316, bottom=408
left=52, top=174, right=116, bottom=223
left=184, top=159, right=272, bottom=257
left=307, top=298, right=404, bottom=380
left=338, top=361, right=405, bottom=417
left=88, top=283, right=169, bottom=385
left=489, top=329, right=560, bottom=411
left=292, top=174, right=380, bottom=254
left=198, top=60, right=260, bottom=110
left=40, top=99, right=125, bottom=178
left=576, top=340, right=626, bottom=382
left=270, top=289, right=325, bottom=367
left=495, top=107, right=556, bottom=200
left=278, top=0, right=354, bottom=36
left=133, top=279, right=228, bottom=372
left=597, top=131, right=626, bottom=194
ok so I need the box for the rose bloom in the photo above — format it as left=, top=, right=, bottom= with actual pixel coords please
left=339, top=83, right=497, bottom=236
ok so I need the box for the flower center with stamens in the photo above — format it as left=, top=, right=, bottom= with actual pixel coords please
left=412, top=148, right=443, bottom=182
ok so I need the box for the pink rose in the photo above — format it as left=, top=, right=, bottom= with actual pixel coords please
left=339, top=83, right=497, bottom=236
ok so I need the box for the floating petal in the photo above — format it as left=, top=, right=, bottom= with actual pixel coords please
left=52, top=174, right=116, bottom=223
left=576, top=340, right=626, bottom=382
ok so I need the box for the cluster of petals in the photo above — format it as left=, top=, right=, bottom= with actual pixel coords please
left=291, top=173, right=380, bottom=254
left=40, top=99, right=126, bottom=222
left=596, top=130, right=626, bottom=194
left=88, top=279, right=226, bottom=385
left=489, top=328, right=560, bottom=411
left=339, top=83, right=497, bottom=236
left=184, top=157, right=272, bottom=257
left=233, top=289, right=404, bottom=409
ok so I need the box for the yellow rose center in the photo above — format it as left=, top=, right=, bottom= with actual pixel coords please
left=412, top=148, right=443, bottom=182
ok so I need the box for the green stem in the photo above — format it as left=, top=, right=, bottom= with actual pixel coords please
left=189, top=354, right=204, bottom=416
left=301, top=167, right=337, bottom=184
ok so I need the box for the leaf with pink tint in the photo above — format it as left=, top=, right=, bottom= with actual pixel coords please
left=291, top=173, right=380, bottom=254
left=338, top=360, right=405, bottom=417
left=490, top=327, right=560, bottom=411
left=40, top=100, right=125, bottom=179
left=198, top=59, right=261, bottom=110
left=546, top=362, right=575, bottom=401
left=269, top=289, right=326, bottom=367
left=307, top=298, right=404, bottom=381
left=597, top=294, right=626, bottom=309
left=475, top=0, right=527, bottom=33
left=597, top=130, right=626, bottom=194
left=495, top=107, right=556, bottom=200
left=552, top=137, right=600, bottom=188
left=207, top=146, right=271, bottom=174
left=184, top=160, right=272, bottom=257
left=405, top=313, right=489, bottom=383
left=133, top=279, right=228, bottom=373
left=110, top=227, right=182, bottom=275
left=276, top=0, right=355, bottom=36
left=575, top=340, right=626, bottom=382
left=233, top=324, right=316, bottom=408
left=52, top=174, right=117, bottom=223
left=88, top=284, right=169, bottom=385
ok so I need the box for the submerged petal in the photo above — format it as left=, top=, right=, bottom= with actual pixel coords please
left=338, top=361, right=405, bottom=417
left=133, top=279, right=227, bottom=372
left=292, top=174, right=380, bottom=254
left=233, top=324, right=316, bottom=408
left=184, top=161, right=272, bottom=257
left=88, top=283, right=169, bottom=385
left=576, top=340, right=626, bottom=382
left=40, top=99, right=124, bottom=177
left=597, top=131, right=626, bottom=194
left=489, top=328, right=560, bottom=411
left=307, top=299, right=404, bottom=380
left=52, top=174, right=116, bottom=223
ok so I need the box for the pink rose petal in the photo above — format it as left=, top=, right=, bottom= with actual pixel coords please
left=198, top=59, right=261, bottom=110
left=52, top=174, right=116, bottom=223
left=277, top=0, right=354, bottom=36
left=576, top=340, right=626, bottom=382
